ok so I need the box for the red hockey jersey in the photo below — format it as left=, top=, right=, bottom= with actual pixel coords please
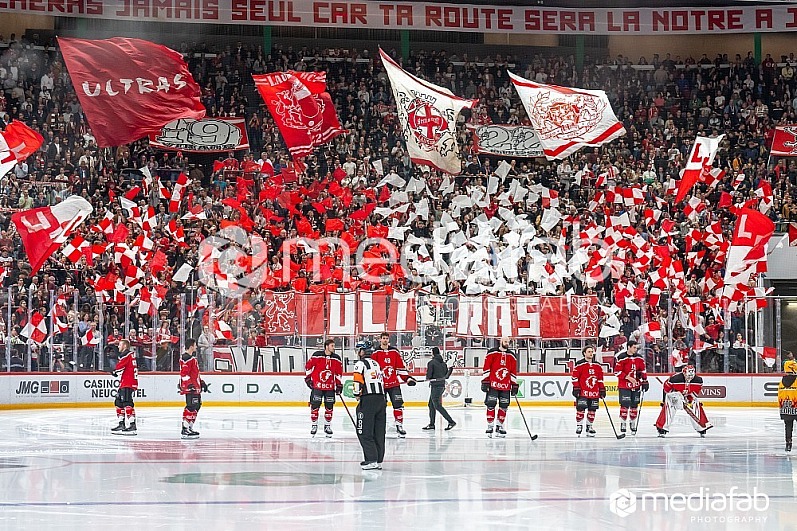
left=180, top=354, right=202, bottom=394
left=663, top=372, right=704, bottom=397
left=304, top=351, right=343, bottom=391
left=372, top=347, right=409, bottom=389
left=482, top=348, right=518, bottom=392
left=115, top=351, right=138, bottom=390
left=571, top=359, right=605, bottom=399
left=614, top=354, right=648, bottom=390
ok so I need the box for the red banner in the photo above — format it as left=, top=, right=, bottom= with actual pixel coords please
left=58, top=36, right=205, bottom=148
left=296, top=292, right=325, bottom=336
left=262, top=291, right=297, bottom=336
left=149, top=117, right=249, bottom=152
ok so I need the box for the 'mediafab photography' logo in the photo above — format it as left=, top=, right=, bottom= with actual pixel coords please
left=609, top=487, right=769, bottom=524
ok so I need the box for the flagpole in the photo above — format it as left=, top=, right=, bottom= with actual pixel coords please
left=26, top=288, right=32, bottom=372
left=98, top=297, right=105, bottom=371
left=72, top=291, right=79, bottom=369
left=49, top=290, right=54, bottom=371
left=6, top=286, right=12, bottom=372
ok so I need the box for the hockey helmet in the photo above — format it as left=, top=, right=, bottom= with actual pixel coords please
left=682, top=365, right=696, bottom=381
left=355, top=340, right=373, bottom=357
left=785, top=360, right=797, bottom=374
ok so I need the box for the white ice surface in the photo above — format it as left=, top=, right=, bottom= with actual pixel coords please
left=0, top=406, right=792, bottom=530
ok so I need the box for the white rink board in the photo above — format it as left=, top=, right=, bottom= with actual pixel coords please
left=0, top=373, right=781, bottom=408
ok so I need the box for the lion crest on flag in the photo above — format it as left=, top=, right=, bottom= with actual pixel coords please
left=271, top=78, right=325, bottom=136
left=528, top=91, right=605, bottom=141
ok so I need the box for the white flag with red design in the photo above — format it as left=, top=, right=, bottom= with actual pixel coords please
left=169, top=173, right=190, bottom=213
left=20, top=311, right=48, bottom=344
left=11, top=196, right=93, bottom=274
left=509, top=72, right=625, bottom=160
left=380, top=48, right=475, bottom=174
left=675, top=135, right=724, bottom=203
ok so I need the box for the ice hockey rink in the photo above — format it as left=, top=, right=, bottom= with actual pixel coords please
left=0, top=406, right=790, bottom=530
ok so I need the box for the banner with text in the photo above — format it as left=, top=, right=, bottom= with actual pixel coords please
left=149, top=117, right=249, bottom=152
left=3, top=2, right=797, bottom=34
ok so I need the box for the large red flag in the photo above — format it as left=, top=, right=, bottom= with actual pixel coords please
left=771, top=126, right=797, bottom=156
left=0, top=120, right=43, bottom=178
left=252, top=72, right=343, bottom=158
left=58, top=37, right=205, bottom=147
left=11, top=196, right=93, bottom=274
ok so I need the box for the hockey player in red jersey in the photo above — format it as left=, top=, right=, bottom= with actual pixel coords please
left=179, top=338, right=208, bottom=439
left=571, top=346, right=606, bottom=437
left=372, top=332, right=417, bottom=438
left=482, top=337, right=519, bottom=438
left=305, top=339, right=343, bottom=437
left=614, top=340, right=649, bottom=434
left=111, top=339, right=138, bottom=435
left=655, top=364, right=712, bottom=437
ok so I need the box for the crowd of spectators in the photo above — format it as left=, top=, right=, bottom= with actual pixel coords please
left=1, top=32, right=796, bottom=374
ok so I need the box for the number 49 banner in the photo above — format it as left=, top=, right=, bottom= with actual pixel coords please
left=149, top=117, right=250, bottom=152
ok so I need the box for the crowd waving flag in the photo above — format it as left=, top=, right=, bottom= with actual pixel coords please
left=0, top=120, right=43, bottom=178
left=253, top=71, right=344, bottom=159
left=58, top=37, right=205, bottom=147
left=508, top=72, right=625, bottom=160
left=380, top=48, right=475, bottom=174
left=11, top=196, right=94, bottom=274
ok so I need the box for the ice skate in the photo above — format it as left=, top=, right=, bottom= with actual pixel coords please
left=396, top=424, right=406, bottom=438
left=181, top=426, right=199, bottom=440
left=324, top=425, right=333, bottom=438
left=586, top=424, right=596, bottom=437
left=630, top=419, right=638, bottom=434
left=122, top=421, right=137, bottom=436
left=698, top=429, right=707, bottom=438
left=657, top=427, right=667, bottom=438
left=310, top=424, right=318, bottom=437
left=111, top=420, right=126, bottom=434
left=495, top=425, right=507, bottom=438
left=486, top=426, right=494, bottom=438
left=620, top=422, right=626, bottom=434
left=576, top=424, right=583, bottom=436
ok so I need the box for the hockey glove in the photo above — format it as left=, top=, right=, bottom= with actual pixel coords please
left=187, top=385, right=197, bottom=394
left=177, top=382, right=182, bottom=393
left=642, top=380, right=649, bottom=392
left=599, top=388, right=607, bottom=399
left=407, top=378, right=417, bottom=387
left=572, top=387, right=581, bottom=399
left=481, top=381, right=489, bottom=393
left=110, top=370, right=119, bottom=377
left=335, top=384, right=344, bottom=395
left=304, top=377, right=313, bottom=389
left=201, top=381, right=209, bottom=393
left=510, top=384, right=519, bottom=396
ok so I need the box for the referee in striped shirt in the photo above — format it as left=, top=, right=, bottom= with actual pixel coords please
left=353, top=341, right=387, bottom=470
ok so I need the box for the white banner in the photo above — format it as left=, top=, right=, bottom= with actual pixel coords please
left=3, top=2, right=797, bottom=34
left=468, top=124, right=544, bottom=158
left=0, top=373, right=780, bottom=408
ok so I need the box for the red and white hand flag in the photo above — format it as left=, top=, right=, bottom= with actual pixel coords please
left=509, top=72, right=625, bottom=160
left=754, top=346, right=778, bottom=368
left=0, top=120, right=43, bottom=179
left=214, top=320, right=234, bottom=340
left=675, top=135, right=724, bottom=203
left=20, top=311, right=48, bottom=344
left=58, top=37, right=205, bottom=147
left=11, top=196, right=93, bottom=274
left=81, top=328, right=101, bottom=346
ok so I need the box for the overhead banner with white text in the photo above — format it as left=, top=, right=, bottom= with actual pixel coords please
left=3, top=2, right=797, bottom=34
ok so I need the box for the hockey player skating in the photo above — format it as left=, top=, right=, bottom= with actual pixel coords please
left=110, top=339, right=138, bottom=435
left=372, top=332, right=417, bottom=438
left=614, top=341, right=649, bottom=434
left=352, top=341, right=387, bottom=470
left=655, top=365, right=712, bottom=437
left=304, top=339, right=343, bottom=437
left=778, top=356, right=797, bottom=453
left=179, top=338, right=208, bottom=439
left=571, top=346, right=605, bottom=437
left=482, top=337, right=519, bottom=438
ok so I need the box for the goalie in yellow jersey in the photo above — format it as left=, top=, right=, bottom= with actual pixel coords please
left=778, top=354, right=797, bottom=453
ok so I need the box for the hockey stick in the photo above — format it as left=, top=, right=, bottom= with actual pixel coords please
left=337, top=392, right=358, bottom=431
left=634, top=390, right=645, bottom=437
left=654, top=377, right=711, bottom=430
left=514, top=395, right=539, bottom=441
left=601, top=398, right=627, bottom=439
